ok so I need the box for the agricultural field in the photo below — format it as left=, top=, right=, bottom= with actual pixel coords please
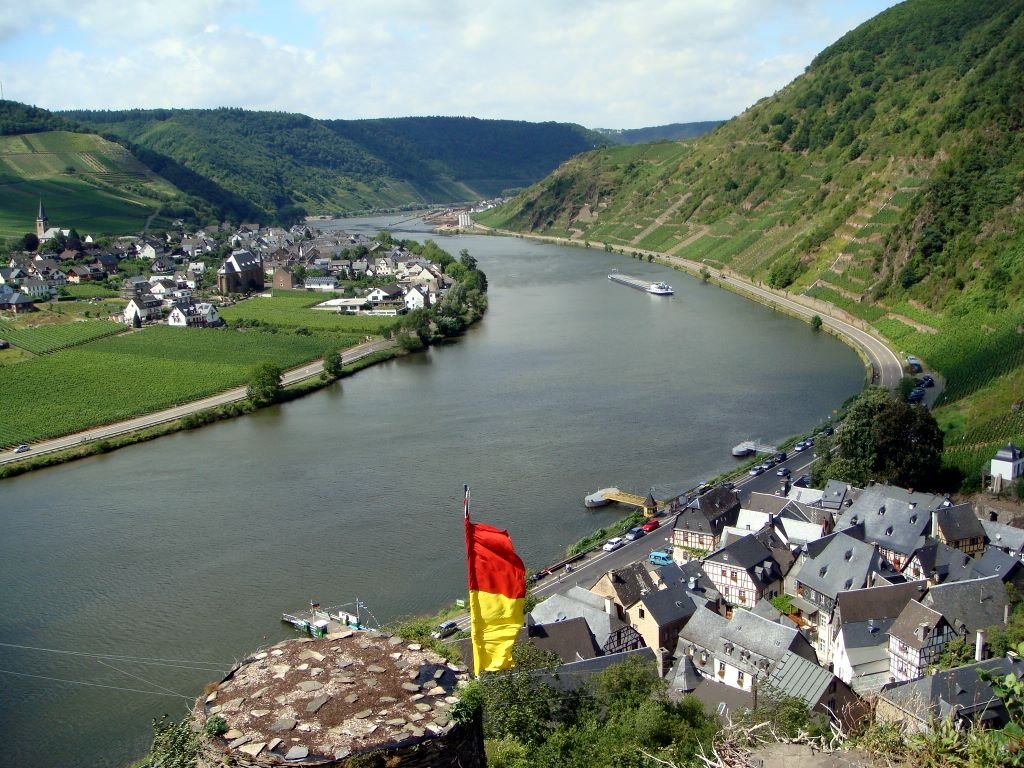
left=59, top=283, right=119, bottom=299
left=0, top=325, right=341, bottom=447
left=0, top=319, right=125, bottom=354
left=219, top=291, right=399, bottom=336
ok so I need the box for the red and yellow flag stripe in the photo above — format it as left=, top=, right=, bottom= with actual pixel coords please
left=465, top=511, right=526, bottom=674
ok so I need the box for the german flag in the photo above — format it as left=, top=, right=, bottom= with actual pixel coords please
left=464, top=486, right=526, bottom=673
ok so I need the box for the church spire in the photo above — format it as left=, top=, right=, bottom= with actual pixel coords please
left=36, top=197, right=49, bottom=239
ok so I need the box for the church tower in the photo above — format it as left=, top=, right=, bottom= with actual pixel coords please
left=36, top=198, right=48, bottom=239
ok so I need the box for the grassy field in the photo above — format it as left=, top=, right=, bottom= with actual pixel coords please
left=219, top=290, right=400, bottom=335
left=0, top=325, right=342, bottom=447
left=0, top=131, right=180, bottom=237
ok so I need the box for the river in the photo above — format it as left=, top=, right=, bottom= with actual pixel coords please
left=0, top=216, right=864, bottom=766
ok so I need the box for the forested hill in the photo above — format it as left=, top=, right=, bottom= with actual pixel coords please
left=477, top=0, right=1024, bottom=485
left=63, top=108, right=602, bottom=216
left=593, top=121, right=725, bottom=145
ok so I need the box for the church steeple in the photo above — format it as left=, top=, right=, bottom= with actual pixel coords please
left=36, top=197, right=48, bottom=239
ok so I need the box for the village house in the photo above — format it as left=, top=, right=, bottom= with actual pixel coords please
left=123, top=293, right=163, bottom=325
left=876, top=656, right=1024, bottom=732
left=304, top=276, right=339, bottom=292
left=167, top=302, right=220, bottom=328
left=790, top=531, right=883, bottom=663
left=672, top=487, right=740, bottom=557
left=702, top=532, right=784, bottom=609
left=272, top=267, right=297, bottom=290
left=0, top=292, right=36, bottom=313
left=932, top=502, right=986, bottom=557
left=765, top=649, right=864, bottom=726
left=590, top=562, right=657, bottom=622
left=830, top=580, right=927, bottom=695
left=404, top=285, right=430, bottom=311
left=903, top=540, right=975, bottom=585
left=529, top=585, right=643, bottom=655
left=887, top=600, right=954, bottom=682
left=991, top=443, right=1024, bottom=489
left=675, top=605, right=818, bottom=694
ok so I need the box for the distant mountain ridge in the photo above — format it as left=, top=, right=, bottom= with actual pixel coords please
left=477, top=0, right=1024, bottom=483
left=593, top=121, right=725, bottom=145
left=61, top=108, right=605, bottom=219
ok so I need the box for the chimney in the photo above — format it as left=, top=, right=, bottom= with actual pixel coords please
left=604, top=597, right=614, bottom=616
left=976, top=629, right=987, bottom=662
left=931, top=509, right=939, bottom=538
left=868, top=618, right=876, bottom=633
left=688, top=576, right=698, bottom=590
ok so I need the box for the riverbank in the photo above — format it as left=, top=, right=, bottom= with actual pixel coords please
left=471, top=224, right=905, bottom=390
left=0, top=342, right=398, bottom=479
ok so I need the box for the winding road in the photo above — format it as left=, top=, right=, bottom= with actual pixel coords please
left=0, top=339, right=395, bottom=467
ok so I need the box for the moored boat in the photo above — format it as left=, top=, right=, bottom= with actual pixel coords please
left=732, top=440, right=756, bottom=457
left=584, top=487, right=616, bottom=507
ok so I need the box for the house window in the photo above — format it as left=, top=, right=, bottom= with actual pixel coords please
left=737, top=671, right=745, bottom=686
left=739, top=591, right=747, bottom=604
left=638, top=608, right=645, bottom=619
left=718, top=661, right=726, bottom=677
left=730, top=571, right=737, bottom=582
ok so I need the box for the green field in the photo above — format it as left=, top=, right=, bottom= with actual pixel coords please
left=0, top=131, right=180, bottom=237
left=0, top=325, right=342, bottom=447
left=219, top=290, right=400, bottom=335
left=0, top=319, right=125, bottom=354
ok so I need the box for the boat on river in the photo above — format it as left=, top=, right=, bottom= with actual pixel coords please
left=608, top=272, right=674, bottom=295
left=282, top=599, right=377, bottom=637
left=584, top=487, right=616, bottom=508
left=732, top=440, right=756, bottom=457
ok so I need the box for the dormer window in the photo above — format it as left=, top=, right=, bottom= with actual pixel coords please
left=844, top=550, right=853, bottom=561
left=878, top=506, right=886, bottom=516
left=885, top=526, right=894, bottom=536
left=820, top=566, right=828, bottom=577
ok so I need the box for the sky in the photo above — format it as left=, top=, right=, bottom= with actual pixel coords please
left=1, top=0, right=901, bottom=129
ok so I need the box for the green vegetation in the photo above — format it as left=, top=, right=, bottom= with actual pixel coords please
left=0, top=326, right=330, bottom=447
left=0, top=319, right=124, bottom=354
left=481, top=0, right=1024, bottom=487
left=218, top=290, right=394, bottom=337
left=246, top=361, right=282, bottom=407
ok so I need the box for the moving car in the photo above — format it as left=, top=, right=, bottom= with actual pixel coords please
left=602, top=537, right=624, bottom=552
left=432, top=620, right=458, bottom=639
left=14, top=444, right=30, bottom=453
left=793, top=441, right=809, bottom=452
left=641, top=518, right=661, bottom=532
left=625, top=527, right=645, bottom=541
left=776, top=467, right=791, bottom=478
left=748, top=465, right=765, bottom=476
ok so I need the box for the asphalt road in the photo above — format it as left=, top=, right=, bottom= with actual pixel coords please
left=0, top=339, right=395, bottom=466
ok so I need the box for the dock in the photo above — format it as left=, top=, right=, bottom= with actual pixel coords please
left=584, top=486, right=659, bottom=514
left=732, top=440, right=777, bottom=457
left=282, top=600, right=375, bottom=638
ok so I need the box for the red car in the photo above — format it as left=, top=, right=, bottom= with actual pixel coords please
left=641, top=518, right=661, bottom=532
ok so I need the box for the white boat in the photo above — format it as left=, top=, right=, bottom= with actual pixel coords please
left=584, top=488, right=616, bottom=508
left=646, top=281, right=674, bottom=295
left=732, top=440, right=756, bottom=457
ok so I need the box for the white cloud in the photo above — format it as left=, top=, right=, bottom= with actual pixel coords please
left=0, top=0, right=900, bottom=127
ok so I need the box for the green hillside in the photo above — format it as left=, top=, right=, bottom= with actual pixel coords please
left=593, top=121, right=725, bottom=145
left=64, top=108, right=601, bottom=217
left=0, top=130, right=183, bottom=236
left=477, top=0, right=1024, bottom=486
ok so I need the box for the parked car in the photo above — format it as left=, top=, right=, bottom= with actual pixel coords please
left=602, top=537, right=624, bottom=552
left=14, top=444, right=29, bottom=453
left=794, top=474, right=812, bottom=487
left=907, top=355, right=922, bottom=373
left=793, top=441, right=809, bottom=452
left=776, top=467, right=791, bottom=478
left=921, top=374, right=935, bottom=388
left=641, top=518, right=661, bottom=532
left=718, top=481, right=735, bottom=490
left=648, top=549, right=674, bottom=566
left=695, top=482, right=712, bottom=495
left=625, top=527, right=645, bottom=541
left=821, top=426, right=834, bottom=436
left=432, top=620, right=458, bottom=639
left=908, top=388, right=925, bottom=403
left=748, top=465, right=765, bottom=476
left=774, top=451, right=787, bottom=462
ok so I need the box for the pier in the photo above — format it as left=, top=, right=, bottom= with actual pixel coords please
left=584, top=486, right=659, bottom=514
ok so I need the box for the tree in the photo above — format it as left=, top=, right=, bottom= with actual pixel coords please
left=322, top=350, right=343, bottom=379
left=21, top=232, right=39, bottom=252
left=132, top=312, right=142, bottom=329
left=811, top=314, right=823, bottom=331
left=816, top=387, right=944, bottom=489
left=246, top=361, right=282, bottom=406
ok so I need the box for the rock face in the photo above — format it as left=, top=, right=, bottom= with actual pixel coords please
left=192, top=633, right=482, bottom=767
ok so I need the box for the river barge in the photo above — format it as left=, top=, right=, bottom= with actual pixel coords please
left=608, top=273, right=674, bottom=295
left=282, top=600, right=376, bottom=637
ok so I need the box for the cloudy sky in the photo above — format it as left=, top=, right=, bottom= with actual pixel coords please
left=2, top=1, right=899, bottom=128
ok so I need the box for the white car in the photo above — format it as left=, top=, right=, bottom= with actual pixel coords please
left=602, top=537, right=624, bottom=552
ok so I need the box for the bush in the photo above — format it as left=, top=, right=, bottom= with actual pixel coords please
left=204, top=714, right=228, bottom=737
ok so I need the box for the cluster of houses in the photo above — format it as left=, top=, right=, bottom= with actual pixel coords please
left=1, top=203, right=452, bottom=324
left=519, top=457, right=1024, bottom=734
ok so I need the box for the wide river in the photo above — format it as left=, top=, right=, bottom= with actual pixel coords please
left=0, top=216, right=864, bottom=766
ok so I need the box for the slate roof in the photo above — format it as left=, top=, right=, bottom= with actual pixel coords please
left=528, top=586, right=628, bottom=651
left=934, top=503, right=985, bottom=543
left=218, top=250, right=261, bottom=274
left=836, top=485, right=945, bottom=557
left=598, top=562, right=657, bottom=608
left=705, top=534, right=781, bottom=588
left=842, top=617, right=897, bottom=650
left=640, top=589, right=697, bottom=627
left=742, top=492, right=789, bottom=516
left=819, top=480, right=856, bottom=511
left=766, top=650, right=835, bottom=709
left=651, top=560, right=723, bottom=607
left=971, top=548, right=1023, bottom=583
left=517, top=616, right=601, bottom=663
left=879, top=656, right=1024, bottom=726
left=910, top=540, right=974, bottom=583
left=795, top=532, right=878, bottom=599
left=981, top=518, right=1024, bottom=556
left=995, top=443, right=1023, bottom=462
left=888, top=600, right=947, bottom=650
left=922, top=575, right=1009, bottom=634
left=836, top=580, right=927, bottom=624
left=687, top=486, right=741, bottom=518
